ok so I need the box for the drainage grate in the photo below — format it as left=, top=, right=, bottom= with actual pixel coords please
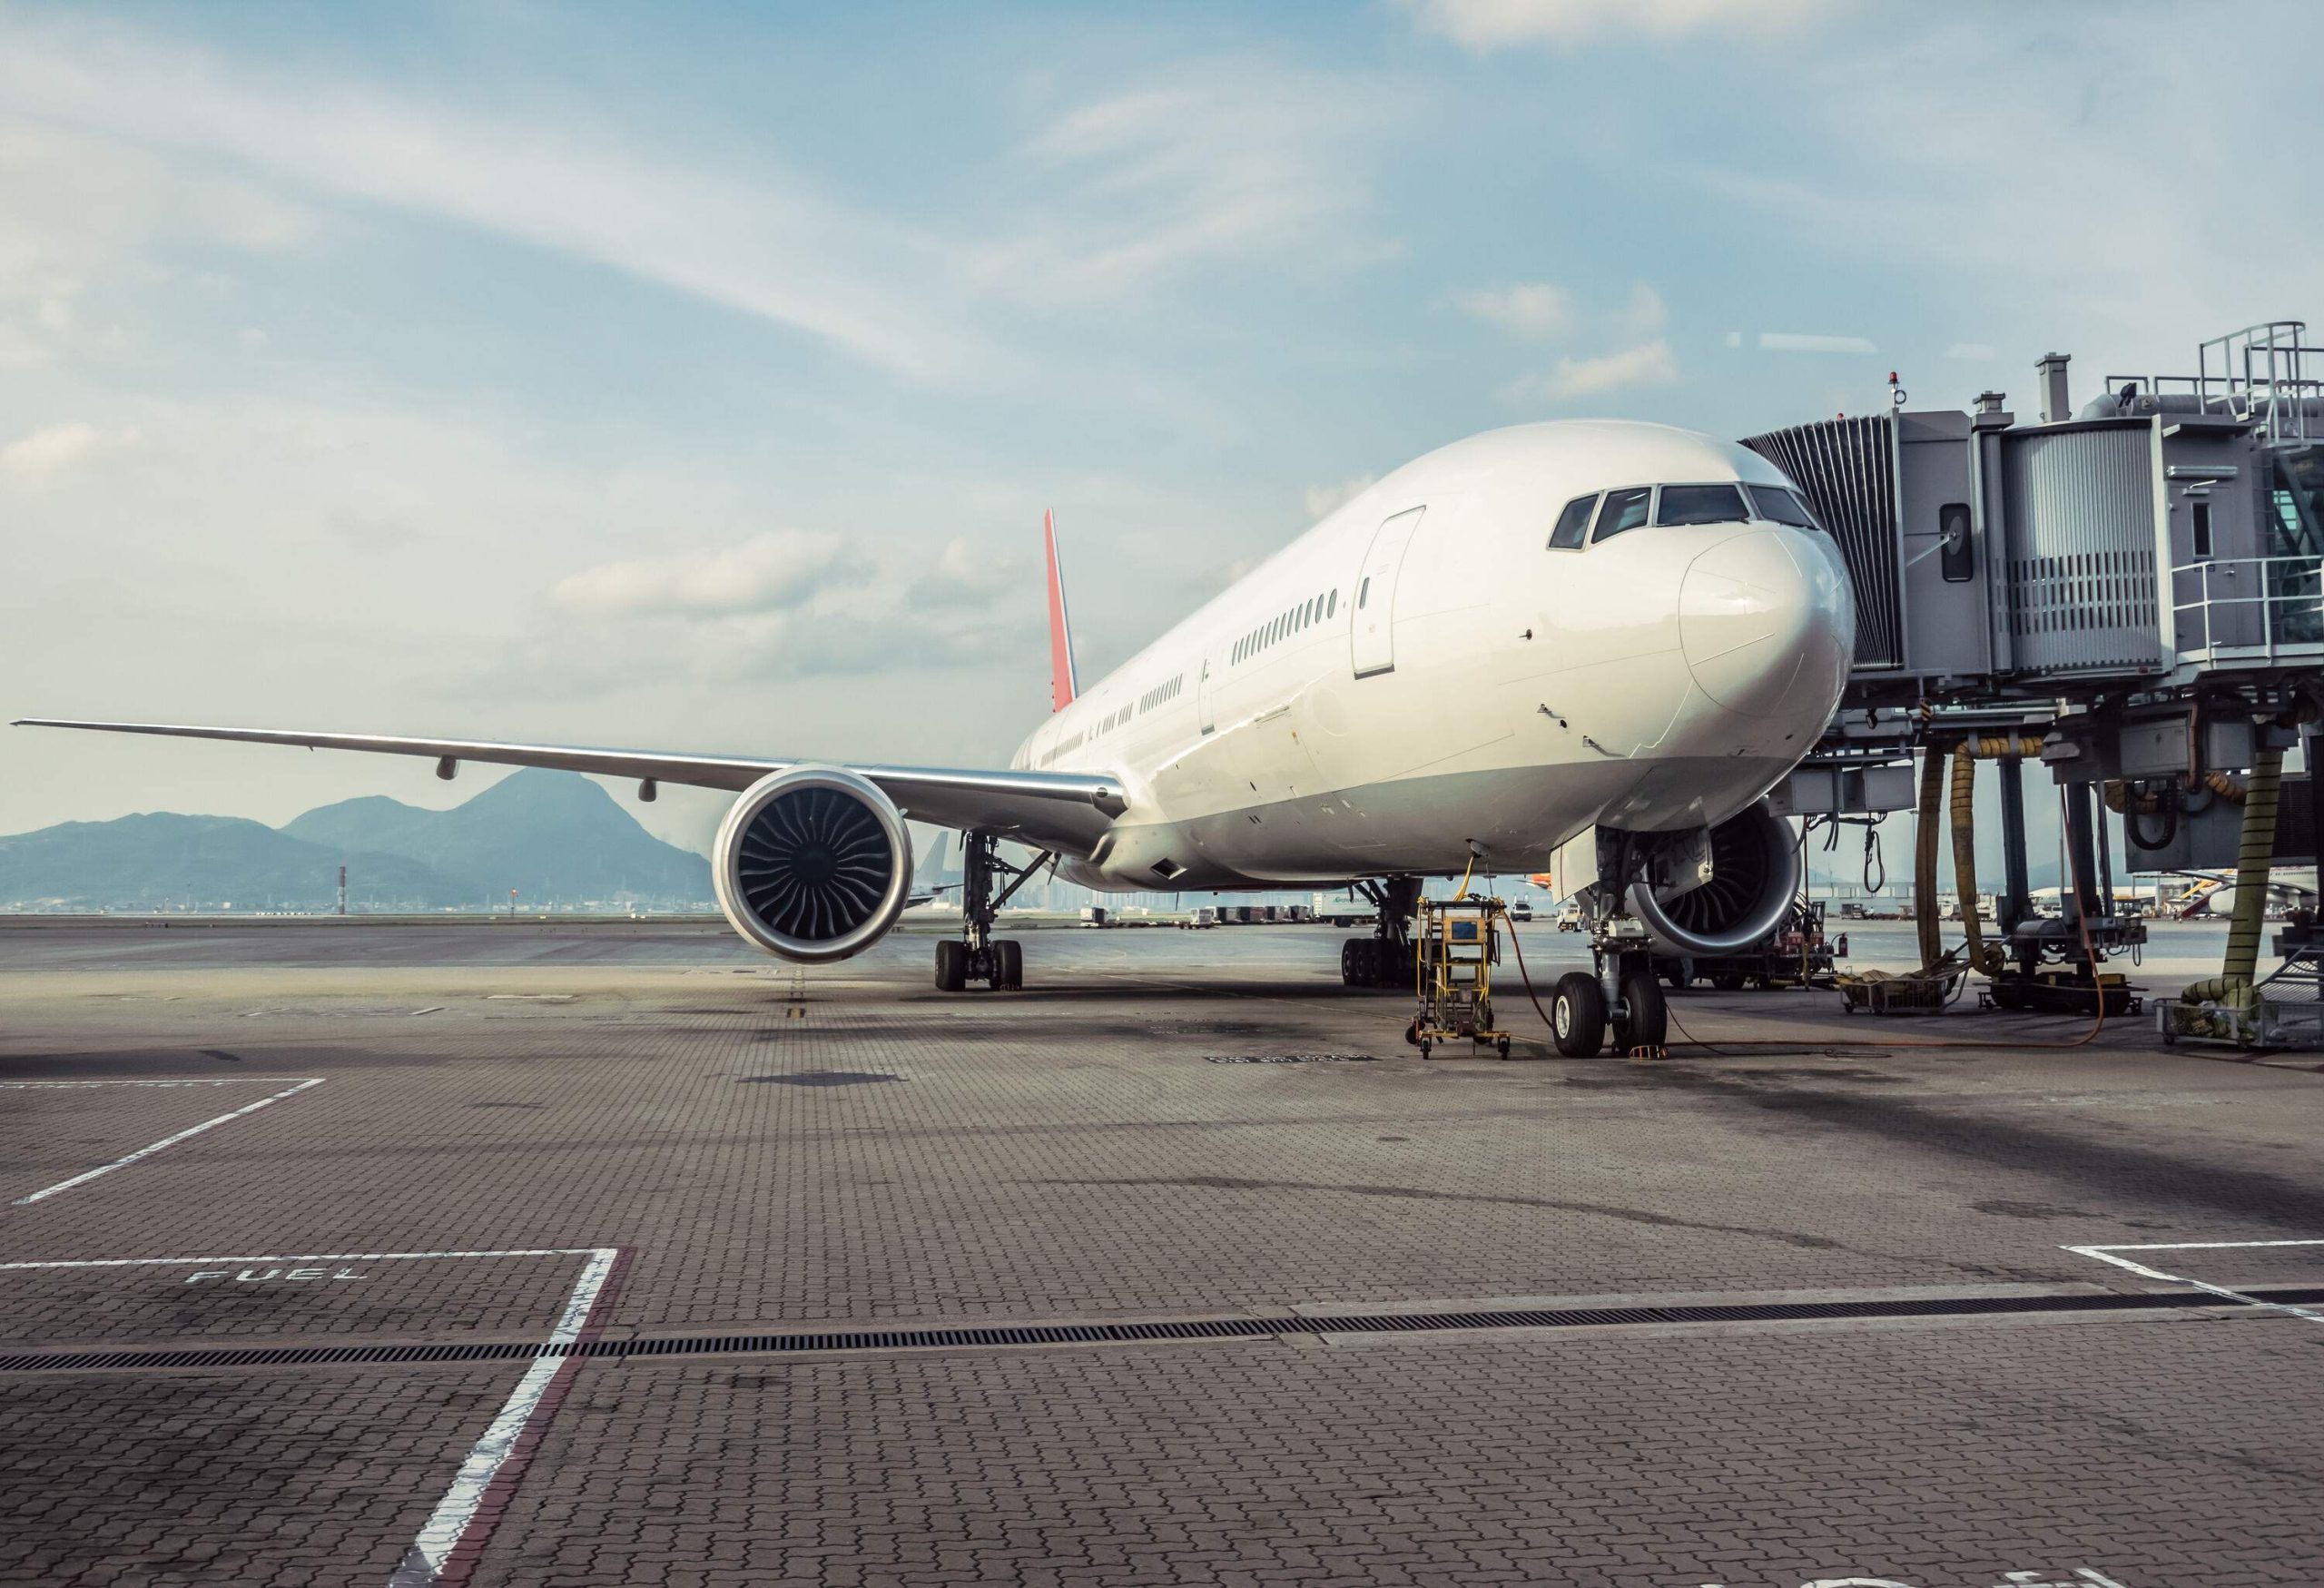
left=1203, top=1053, right=1378, bottom=1065
left=5, top=1287, right=2319, bottom=1376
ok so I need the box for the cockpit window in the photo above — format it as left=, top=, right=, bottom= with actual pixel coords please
left=1592, top=486, right=1652, bottom=542
left=1745, top=482, right=1823, bottom=530
left=1654, top=483, right=1748, bottom=527
left=1548, top=494, right=1597, bottom=550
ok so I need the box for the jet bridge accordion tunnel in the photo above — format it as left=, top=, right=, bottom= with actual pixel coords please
left=1740, top=323, right=2324, bottom=1014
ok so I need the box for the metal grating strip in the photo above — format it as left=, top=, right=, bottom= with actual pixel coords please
left=5, top=1287, right=2318, bottom=1375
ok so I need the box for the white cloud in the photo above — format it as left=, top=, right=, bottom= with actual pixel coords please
left=0, top=420, right=133, bottom=482
left=1620, top=281, right=1668, bottom=334
left=1303, top=474, right=1377, bottom=520
left=1945, top=341, right=1997, bottom=361
left=1501, top=339, right=1678, bottom=403
left=1682, top=14, right=2324, bottom=375
left=0, top=25, right=981, bottom=380
left=970, top=64, right=1386, bottom=300
left=1407, top=0, right=1839, bottom=49
left=1452, top=282, right=1571, bottom=340
left=548, top=531, right=873, bottom=618
left=907, top=536, right=1025, bottom=610
left=1758, top=331, right=1876, bottom=354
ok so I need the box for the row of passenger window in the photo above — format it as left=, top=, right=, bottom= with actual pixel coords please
left=1233, top=587, right=1338, bottom=665
left=1547, top=481, right=1823, bottom=550
left=1137, top=675, right=1184, bottom=714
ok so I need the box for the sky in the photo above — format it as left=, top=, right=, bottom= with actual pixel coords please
left=5, top=0, right=2321, bottom=872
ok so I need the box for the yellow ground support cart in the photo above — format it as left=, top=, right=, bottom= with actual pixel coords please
left=1405, top=897, right=1515, bottom=1058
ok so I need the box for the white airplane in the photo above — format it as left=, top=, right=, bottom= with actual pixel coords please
left=2156, top=868, right=2319, bottom=919
left=18, top=420, right=1855, bottom=1054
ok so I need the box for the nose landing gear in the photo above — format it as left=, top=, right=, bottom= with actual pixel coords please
left=935, top=832, right=1050, bottom=992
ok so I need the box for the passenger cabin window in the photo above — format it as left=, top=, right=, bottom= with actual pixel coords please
left=1548, top=494, right=1597, bottom=550
left=1655, top=483, right=1748, bottom=527
left=1327, top=588, right=1337, bottom=616
left=1744, top=483, right=1822, bottom=531
left=1592, top=487, right=1652, bottom=542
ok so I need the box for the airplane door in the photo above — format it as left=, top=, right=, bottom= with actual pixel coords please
left=1196, top=656, right=1216, bottom=735
left=1350, top=506, right=1425, bottom=678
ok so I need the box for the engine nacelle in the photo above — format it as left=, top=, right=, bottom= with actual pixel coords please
left=714, top=766, right=914, bottom=963
left=1626, top=802, right=1801, bottom=957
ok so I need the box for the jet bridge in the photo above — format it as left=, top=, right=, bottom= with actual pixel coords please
left=1748, top=320, right=2324, bottom=1010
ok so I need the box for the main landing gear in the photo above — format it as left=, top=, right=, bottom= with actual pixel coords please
left=1340, top=875, right=1423, bottom=990
left=936, top=831, right=1051, bottom=993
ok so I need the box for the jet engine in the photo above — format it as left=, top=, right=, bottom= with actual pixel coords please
left=1626, top=802, right=1801, bottom=957
left=713, top=766, right=914, bottom=963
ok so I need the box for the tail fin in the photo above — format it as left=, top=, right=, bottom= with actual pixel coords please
left=1044, top=508, right=1079, bottom=713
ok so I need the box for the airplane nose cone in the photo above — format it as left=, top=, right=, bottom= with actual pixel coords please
left=1679, top=529, right=1855, bottom=718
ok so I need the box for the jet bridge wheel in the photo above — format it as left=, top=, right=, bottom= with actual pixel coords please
left=1551, top=972, right=1606, bottom=1058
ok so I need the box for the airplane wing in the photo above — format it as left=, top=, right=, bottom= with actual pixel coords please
left=10, top=719, right=1127, bottom=849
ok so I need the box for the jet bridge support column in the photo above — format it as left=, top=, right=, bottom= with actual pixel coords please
left=1997, top=755, right=2034, bottom=972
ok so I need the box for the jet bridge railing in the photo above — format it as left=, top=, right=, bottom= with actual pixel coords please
left=2168, top=554, right=2324, bottom=668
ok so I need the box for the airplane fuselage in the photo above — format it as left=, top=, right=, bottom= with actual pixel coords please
left=1014, top=420, right=1856, bottom=891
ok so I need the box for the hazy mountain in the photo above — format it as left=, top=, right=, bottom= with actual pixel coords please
left=285, top=768, right=710, bottom=903
left=0, top=770, right=713, bottom=911
left=0, top=814, right=456, bottom=910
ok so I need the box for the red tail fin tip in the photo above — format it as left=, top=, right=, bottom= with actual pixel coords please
left=1044, top=508, right=1078, bottom=713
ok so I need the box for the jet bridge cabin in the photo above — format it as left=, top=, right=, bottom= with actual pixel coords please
left=1745, top=341, right=2324, bottom=711
left=1745, top=321, right=2324, bottom=1002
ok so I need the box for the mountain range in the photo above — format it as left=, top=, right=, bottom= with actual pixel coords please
left=0, top=769, right=713, bottom=911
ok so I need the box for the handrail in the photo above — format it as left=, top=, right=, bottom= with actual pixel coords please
left=2169, top=554, right=2324, bottom=664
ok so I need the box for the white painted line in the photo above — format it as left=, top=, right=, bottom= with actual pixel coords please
left=10, top=1078, right=325, bottom=1205
left=0, top=1244, right=618, bottom=1586
left=2063, top=1239, right=2324, bottom=1326
left=0, top=1248, right=605, bottom=1271
left=0, top=1080, right=249, bottom=1090
left=394, top=1248, right=619, bottom=1586
left=2073, top=1238, right=2324, bottom=1252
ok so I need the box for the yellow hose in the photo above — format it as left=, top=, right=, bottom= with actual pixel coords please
left=1949, top=745, right=2003, bottom=976
left=1960, top=735, right=2046, bottom=759
left=1915, top=744, right=1945, bottom=970
left=2181, top=745, right=2282, bottom=1010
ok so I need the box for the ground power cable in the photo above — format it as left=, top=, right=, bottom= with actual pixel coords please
left=1493, top=786, right=2111, bottom=1058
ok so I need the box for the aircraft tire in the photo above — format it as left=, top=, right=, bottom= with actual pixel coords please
left=996, top=939, right=1024, bottom=990
left=934, top=941, right=967, bottom=993
left=1551, top=973, right=1605, bottom=1058
left=1616, top=971, right=1668, bottom=1052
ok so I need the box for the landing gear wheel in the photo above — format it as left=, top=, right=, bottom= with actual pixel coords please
left=1551, top=972, right=1606, bottom=1058
left=1615, top=970, right=1668, bottom=1052
left=1342, top=940, right=1373, bottom=988
left=995, top=939, right=1023, bottom=991
left=1710, top=972, right=1745, bottom=992
left=934, top=941, right=967, bottom=993
left=1381, top=942, right=1413, bottom=992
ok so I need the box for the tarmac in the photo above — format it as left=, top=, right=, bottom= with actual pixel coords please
left=2, top=917, right=2320, bottom=1588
